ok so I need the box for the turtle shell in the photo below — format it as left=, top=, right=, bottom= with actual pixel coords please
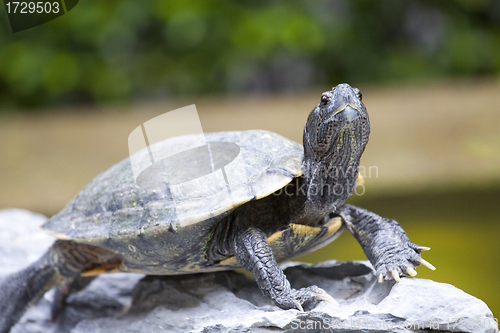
left=41, top=130, right=303, bottom=272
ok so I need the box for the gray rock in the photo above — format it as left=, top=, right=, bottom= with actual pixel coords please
left=1, top=209, right=497, bottom=333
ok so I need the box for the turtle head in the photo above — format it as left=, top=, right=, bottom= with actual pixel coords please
left=301, top=83, right=370, bottom=219
left=304, top=83, right=369, bottom=160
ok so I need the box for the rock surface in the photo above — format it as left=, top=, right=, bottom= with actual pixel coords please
left=1, top=209, right=498, bottom=333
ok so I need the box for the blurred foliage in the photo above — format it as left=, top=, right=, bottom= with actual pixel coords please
left=0, top=0, right=499, bottom=109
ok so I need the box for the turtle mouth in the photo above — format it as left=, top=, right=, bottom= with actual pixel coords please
left=325, top=103, right=364, bottom=123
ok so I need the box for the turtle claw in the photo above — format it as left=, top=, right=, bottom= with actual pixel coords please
left=417, top=246, right=431, bottom=251
left=417, top=257, right=436, bottom=270
left=378, top=273, right=384, bottom=283
left=406, top=266, right=418, bottom=277
left=288, top=285, right=338, bottom=310
left=312, top=288, right=339, bottom=307
left=391, top=269, right=401, bottom=282
left=293, top=300, right=304, bottom=312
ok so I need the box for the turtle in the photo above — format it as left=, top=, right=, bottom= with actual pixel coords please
left=0, top=83, right=434, bottom=333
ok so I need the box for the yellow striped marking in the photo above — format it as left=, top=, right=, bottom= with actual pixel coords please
left=220, top=217, right=342, bottom=267
left=81, top=261, right=122, bottom=276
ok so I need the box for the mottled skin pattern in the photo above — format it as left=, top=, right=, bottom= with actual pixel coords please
left=0, top=84, right=433, bottom=333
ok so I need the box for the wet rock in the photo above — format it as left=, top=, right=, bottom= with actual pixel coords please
left=1, top=209, right=497, bottom=333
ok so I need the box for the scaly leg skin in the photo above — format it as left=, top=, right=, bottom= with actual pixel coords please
left=337, top=204, right=435, bottom=283
left=50, top=275, right=96, bottom=321
left=233, top=228, right=338, bottom=311
left=0, top=240, right=114, bottom=333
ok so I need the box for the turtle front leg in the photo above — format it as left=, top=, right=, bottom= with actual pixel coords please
left=233, top=228, right=338, bottom=311
left=337, top=204, right=435, bottom=283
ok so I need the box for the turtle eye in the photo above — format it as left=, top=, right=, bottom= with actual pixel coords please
left=320, top=94, right=330, bottom=105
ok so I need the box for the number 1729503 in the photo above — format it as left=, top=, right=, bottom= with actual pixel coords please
left=5, top=2, right=60, bottom=14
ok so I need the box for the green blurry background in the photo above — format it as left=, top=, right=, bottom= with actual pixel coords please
left=1, top=0, right=499, bottom=319
left=2, top=0, right=500, bottom=108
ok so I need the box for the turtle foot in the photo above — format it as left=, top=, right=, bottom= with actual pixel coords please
left=275, top=285, right=338, bottom=311
left=376, top=242, right=436, bottom=283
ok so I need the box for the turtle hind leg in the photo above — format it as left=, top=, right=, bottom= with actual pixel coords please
left=50, top=275, right=96, bottom=321
left=0, top=254, right=59, bottom=333
left=233, top=228, right=338, bottom=311
left=0, top=240, right=117, bottom=333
